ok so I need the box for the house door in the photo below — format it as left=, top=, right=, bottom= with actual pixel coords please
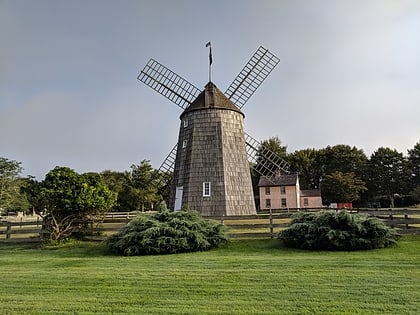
left=174, top=186, right=183, bottom=211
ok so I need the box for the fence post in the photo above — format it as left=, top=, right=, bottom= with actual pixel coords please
left=269, top=208, right=273, bottom=239
left=404, top=210, right=409, bottom=230
left=388, top=209, right=394, bottom=228
left=6, top=222, right=11, bottom=239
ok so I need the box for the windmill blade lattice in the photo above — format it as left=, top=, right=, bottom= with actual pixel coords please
left=225, top=46, right=280, bottom=109
left=245, top=133, right=289, bottom=179
left=158, top=143, right=177, bottom=175
left=154, top=143, right=178, bottom=188
left=138, top=59, right=201, bottom=110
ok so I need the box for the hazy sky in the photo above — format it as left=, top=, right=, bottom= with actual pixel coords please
left=1, top=0, right=419, bottom=179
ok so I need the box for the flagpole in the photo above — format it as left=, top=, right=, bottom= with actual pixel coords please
left=206, top=42, right=212, bottom=82
left=209, top=50, right=212, bottom=82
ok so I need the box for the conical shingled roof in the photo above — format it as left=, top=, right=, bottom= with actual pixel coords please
left=181, top=82, right=244, bottom=118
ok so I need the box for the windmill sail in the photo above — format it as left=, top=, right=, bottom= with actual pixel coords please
left=225, top=46, right=280, bottom=109
left=138, top=59, right=201, bottom=109
left=245, top=133, right=290, bottom=179
left=138, top=45, right=282, bottom=216
left=158, top=143, right=177, bottom=178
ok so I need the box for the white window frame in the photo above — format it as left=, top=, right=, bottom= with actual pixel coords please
left=183, top=119, right=188, bottom=128
left=182, top=140, right=188, bottom=148
left=203, top=182, right=211, bottom=197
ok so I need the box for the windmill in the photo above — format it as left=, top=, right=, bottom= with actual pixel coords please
left=138, top=45, right=289, bottom=216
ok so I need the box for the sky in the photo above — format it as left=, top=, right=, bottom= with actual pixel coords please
left=1, top=0, right=419, bottom=179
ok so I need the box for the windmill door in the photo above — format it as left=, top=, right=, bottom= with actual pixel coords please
left=174, top=186, right=183, bottom=211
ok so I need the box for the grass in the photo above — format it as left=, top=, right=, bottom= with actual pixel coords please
left=0, top=236, right=419, bottom=314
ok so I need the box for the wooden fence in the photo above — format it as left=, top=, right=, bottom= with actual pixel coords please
left=1, top=209, right=420, bottom=243
left=211, top=208, right=420, bottom=238
left=0, top=212, right=138, bottom=243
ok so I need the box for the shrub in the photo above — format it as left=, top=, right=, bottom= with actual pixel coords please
left=106, top=209, right=228, bottom=256
left=278, top=210, right=400, bottom=251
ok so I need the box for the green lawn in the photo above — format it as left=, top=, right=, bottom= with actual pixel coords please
left=0, top=236, right=419, bottom=315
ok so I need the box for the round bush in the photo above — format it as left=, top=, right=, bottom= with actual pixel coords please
left=106, top=209, right=228, bottom=256
left=278, top=210, right=400, bottom=251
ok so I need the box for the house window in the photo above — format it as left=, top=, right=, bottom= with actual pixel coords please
left=281, top=198, right=287, bottom=207
left=182, top=140, right=188, bottom=148
left=304, top=198, right=309, bottom=207
left=280, top=186, right=286, bottom=194
left=203, top=182, right=211, bottom=197
left=265, top=187, right=270, bottom=195
left=265, top=198, right=271, bottom=208
left=183, top=119, right=188, bottom=128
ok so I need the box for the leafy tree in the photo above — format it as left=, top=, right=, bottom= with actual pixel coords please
left=101, top=170, right=128, bottom=211
left=102, top=161, right=166, bottom=211
left=367, top=147, right=410, bottom=207
left=129, top=160, right=161, bottom=211
left=0, top=157, right=30, bottom=213
left=410, top=186, right=420, bottom=203
left=255, top=136, right=288, bottom=176
left=279, top=211, right=400, bottom=251
left=21, top=176, right=43, bottom=213
left=288, top=148, right=323, bottom=189
left=320, top=145, right=368, bottom=179
left=40, top=167, right=117, bottom=240
left=407, top=141, right=420, bottom=189
left=106, top=207, right=228, bottom=256
left=321, top=171, right=367, bottom=204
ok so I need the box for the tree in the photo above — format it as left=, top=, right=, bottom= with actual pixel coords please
left=101, top=170, right=128, bottom=211
left=124, top=160, right=163, bottom=211
left=320, top=145, right=368, bottom=179
left=255, top=136, right=288, bottom=176
left=321, top=171, right=367, bottom=204
left=0, top=157, right=30, bottom=213
left=101, top=161, right=166, bottom=212
left=411, top=186, right=420, bottom=203
left=408, top=142, right=420, bottom=189
left=40, top=167, right=117, bottom=240
left=21, top=176, right=43, bottom=213
left=288, top=148, right=323, bottom=189
left=367, top=147, right=410, bottom=207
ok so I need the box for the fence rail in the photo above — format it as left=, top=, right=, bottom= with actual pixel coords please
left=1, top=209, right=419, bottom=242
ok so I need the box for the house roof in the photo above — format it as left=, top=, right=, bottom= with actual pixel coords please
left=258, top=174, right=298, bottom=187
left=301, top=189, right=321, bottom=197
left=180, top=82, right=243, bottom=117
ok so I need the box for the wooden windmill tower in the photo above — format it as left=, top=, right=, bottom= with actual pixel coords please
left=138, top=45, right=289, bottom=216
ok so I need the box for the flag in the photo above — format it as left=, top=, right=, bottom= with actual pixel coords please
left=205, top=42, right=212, bottom=65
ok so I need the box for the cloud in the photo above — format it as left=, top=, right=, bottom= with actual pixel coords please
left=1, top=0, right=419, bottom=178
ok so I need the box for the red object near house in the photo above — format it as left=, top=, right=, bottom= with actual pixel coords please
left=337, top=202, right=353, bottom=209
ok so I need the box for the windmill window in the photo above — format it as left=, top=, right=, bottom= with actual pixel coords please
left=203, top=182, right=211, bottom=197
left=280, top=186, right=286, bottom=194
left=265, top=187, right=270, bottom=195
left=183, top=119, right=188, bottom=128
left=265, top=198, right=271, bottom=208
left=182, top=140, right=188, bottom=148
left=304, top=198, right=309, bottom=207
